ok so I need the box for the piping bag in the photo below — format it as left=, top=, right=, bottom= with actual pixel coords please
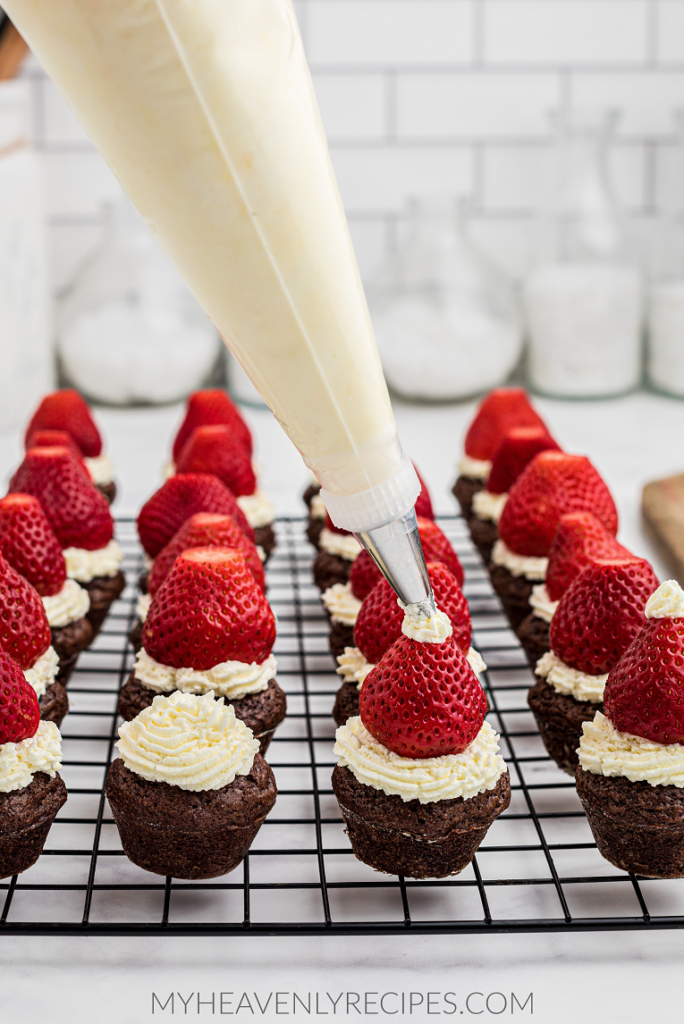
left=5, top=0, right=435, bottom=615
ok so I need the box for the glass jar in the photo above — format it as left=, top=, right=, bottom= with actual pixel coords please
left=58, top=193, right=220, bottom=405
left=367, top=197, right=522, bottom=401
left=523, top=110, right=643, bottom=398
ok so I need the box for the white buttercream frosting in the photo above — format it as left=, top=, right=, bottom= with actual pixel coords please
left=143, top=552, right=154, bottom=571
left=458, top=455, right=491, bottom=480
left=492, top=539, right=548, bottom=580
left=136, top=592, right=152, bottom=622
left=645, top=579, right=684, bottom=619
left=84, top=453, right=114, bottom=486
left=134, top=647, right=277, bottom=700
left=337, top=645, right=486, bottom=690
left=64, top=539, right=123, bottom=583
left=578, top=711, right=684, bottom=787
left=472, top=489, right=508, bottom=523
left=24, top=646, right=60, bottom=699
left=401, top=604, right=453, bottom=643
left=319, top=527, right=361, bottom=561
left=163, top=459, right=175, bottom=480
left=536, top=650, right=607, bottom=704
left=529, top=583, right=559, bottom=624
left=41, top=578, right=90, bottom=628
left=237, top=489, right=275, bottom=529
left=0, top=720, right=62, bottom=793
left=116, top=691, right=259, bottom=792
left=322, top=582, right=362, bottom=627
left=334, top=717, right=505, bottom=803
left=310, top=493, right=326, bottom=520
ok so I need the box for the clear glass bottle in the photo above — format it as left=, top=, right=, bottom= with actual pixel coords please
left=367, top=197, right=522, bottom=401
left=524, top=109, right=643, bottom=398
left=647, top=111, right=684, bottom=397
left=58, top=192, right=220, bottom=405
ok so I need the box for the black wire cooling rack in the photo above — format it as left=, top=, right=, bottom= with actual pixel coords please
left=2, top=514, right=684, bottom=936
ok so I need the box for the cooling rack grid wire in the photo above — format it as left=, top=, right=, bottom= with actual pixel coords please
left=1, top=514, right=682, bottom=936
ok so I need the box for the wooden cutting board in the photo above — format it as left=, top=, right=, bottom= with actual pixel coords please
left=642, top=473, right=684, bottom=583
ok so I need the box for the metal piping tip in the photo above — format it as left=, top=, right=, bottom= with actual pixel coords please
left=354, top=508, right=436, bottom=611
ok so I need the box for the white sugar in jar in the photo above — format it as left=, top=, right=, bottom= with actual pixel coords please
left=524, top=262, right=643, bottom=397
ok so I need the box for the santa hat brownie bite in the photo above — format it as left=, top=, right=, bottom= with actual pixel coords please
left=0, top=494, right=93, bottom=684
left=577, top=580, right=684, bottom=878
left=333, top=602, right=509, bottom=878
left=9, top=447, right=124, bottom=636
left=490, top=451, right=617, bottom=630
left=25, top=390, right=117, bottom=503
left=528, top=557, right=659, bottom=774
left=118, top=548, right=286, bottom=754
left=0, top=648, right=66, bottom=879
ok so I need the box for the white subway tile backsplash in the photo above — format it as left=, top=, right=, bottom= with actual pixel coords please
left=396, top=72, right=560, bottom=139
left=570, top=72, right=684, bottom=135
left=484, top=0, right=649, bottom=66
left=656, top=1, right=684, bottom=63
left=347, top=217, right=389, bottom=280
left=311, top=73, right=386, bottom=139
left=330, top=143, right=472, bottom=213
left=307, top=1, right=474, bottom=67
left=43, top=151, right=122, bottom=218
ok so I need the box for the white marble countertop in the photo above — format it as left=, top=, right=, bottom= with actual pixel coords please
left=2, top=390, right=684, bottom=1022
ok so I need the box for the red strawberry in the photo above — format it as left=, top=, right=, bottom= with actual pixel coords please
left=486, top=427, right=560, bottom=496
left=25, top=428, right=86, bottom=466
left=143, top=547, right=276, bottom=670
left=413, top=465, right=434, bottom=520
left=549, top=558, right=659, bottom=676
left=546, top=512, right=632, bottom=602
left=359, top=634, right=487, bottom=757
left=0, top=494, right=66, bottom=597
left=499, top=451, right=618, bottom=558
left=148, top=512, right=265, bottom=596
left=348, top=518, right=464, bottom=599
left=416, top=517, right=464, bottom=588
left=0, top=555, right=52, bottom=670
left=354, top=561, right=472, bottom=665
left=0, top=648, right=40, bottom=744
left=176, top=425, right=257, bottom=497
left=137, top=473, right=254, bottom=558
left=9, top=447, right=114, bottom=551
left=25, top=389, right=102, bottom=457
left=172, top=389, right=252, bottom=463
left=324, top=514, right=351, bottom=537
left=464, top=388, right=547, bottom=461
left=349, top=551, right=381, bottom=601
left=604, top=606, right=684, bottom=744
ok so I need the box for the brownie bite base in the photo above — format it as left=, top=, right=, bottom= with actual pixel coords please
left=332, top=681, right=360, bottom=727
left=306, top=516, right=324, bottom=550
left=452, top=475, right=484, bottom=519
left=254, top=523, right=276, bottom=562
left=39, top=682, right=69, bottom=728
left=51, top=616, right=93, bottom=685
left=329, top=620, right=355, bottom=659
left=97, top=481, right=117, bottom=504
left=576, top=768, right=684, bottom=878
left=105, top=754, right=277, bottom=879
left=303, top=482, right=321, bottom=509
left=313, top=550, right=353, bottom=592
left=332, top=764, right=510, bottom=879
left=516, top=613, right=551, bottom=670
left=0, top=771, right=67, bottom=879
left=117, top=676, right=287, bottom=756
left=488, top=564, right=535, bottom=631
left=138, top=570, right=149, bottom=594
left=128, top=618, right=144, bottom=652
left=527, top=678, right=600, bottom=775
left=84, top=570, right=126, bottom=635
left=468, top=516, right=498, bottom=564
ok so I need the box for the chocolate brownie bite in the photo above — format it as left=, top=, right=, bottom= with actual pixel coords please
left=83, top=569, right=126, bottom=635
left=253, top=523, right=276, bottom=561
left=107, top=692, right=277, bottom=879
left=468, top=515, right=498, bottom=564
left=96, top=481, right=117, bottom=504
left=313, top=549, right=355, bottom=591
left=528, top=677, right=599, bottom=775
left=332, top=680, right=360, bottom=727
left=452, top=474, right=485, bottom=520
left=488, top=560, right=537, bottom=630
left=516, top=612, right=551, bottom=669
left=38, top=682, right=69, bottom=728
left=321, top=581, right=362, bottom=659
